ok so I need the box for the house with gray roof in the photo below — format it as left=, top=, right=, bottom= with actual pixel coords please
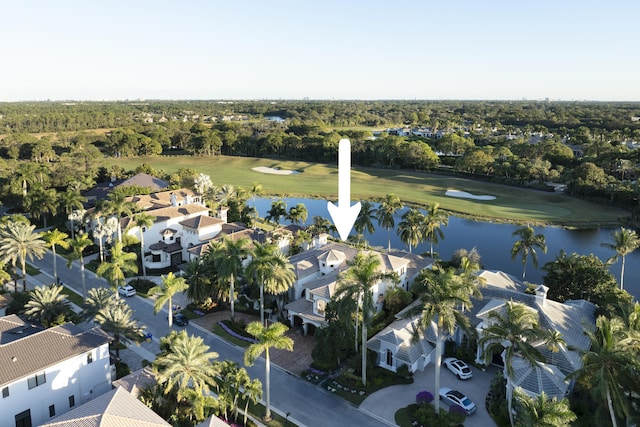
left=0, top=315, right=112, bottom=427
left=366, top=269, right=596, bottom=398
left=83, top=173, right=169, bottom=205
left=40, top=386, right=170, bottom=427
left=285, top=236, right=433, bottom=335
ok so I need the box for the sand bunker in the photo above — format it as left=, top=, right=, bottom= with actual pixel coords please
left=252, top=166, right=300, bottom=175
left=445, top=189, right=496, bottom=200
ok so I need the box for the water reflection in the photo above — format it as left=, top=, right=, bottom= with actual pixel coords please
left=252, top=197, right=640, bottom=300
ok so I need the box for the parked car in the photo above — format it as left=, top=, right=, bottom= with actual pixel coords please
left=172, top=313, right=189, bottom=326
left=443, top=357, right=473, bottom=380
left=439, top=387, right=477, bottom=415
left=117, top=285, right=137, bottom=297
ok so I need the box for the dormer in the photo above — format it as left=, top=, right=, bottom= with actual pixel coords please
left=160, top=228, right=177, bottom=243
left=317, top=249, right=345, bottom=275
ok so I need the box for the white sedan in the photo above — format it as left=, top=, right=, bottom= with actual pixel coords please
left=443, top=357, right=473, bottom=380
left=439, top=387, right=477, bottom=415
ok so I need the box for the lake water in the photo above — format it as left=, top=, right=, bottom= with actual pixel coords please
left=252, top=197, right=640, bottom=301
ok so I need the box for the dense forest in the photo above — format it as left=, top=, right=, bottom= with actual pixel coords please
left=1, top=100, right=640, bottom=217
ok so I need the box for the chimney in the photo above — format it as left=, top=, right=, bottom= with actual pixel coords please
left=535, top=284, right=549, bottom=307
left=170, top=193, right=178, bottom=207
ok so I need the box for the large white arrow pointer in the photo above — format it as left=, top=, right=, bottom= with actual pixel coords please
left=327, top=139, right=361, bottom=241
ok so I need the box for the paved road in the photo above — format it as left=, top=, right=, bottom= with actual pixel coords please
left=30, top=251, right=392, bottom=427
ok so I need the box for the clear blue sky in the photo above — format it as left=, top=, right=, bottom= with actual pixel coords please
left=2, top=0, right=639, bottom=101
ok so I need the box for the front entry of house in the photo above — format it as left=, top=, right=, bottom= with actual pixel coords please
left=170, top=252, right=183, bottom=266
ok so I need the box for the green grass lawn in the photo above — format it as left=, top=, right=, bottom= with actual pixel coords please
left=104, top=155, right=630, bottom=226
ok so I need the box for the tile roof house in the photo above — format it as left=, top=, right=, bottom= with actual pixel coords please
left=284, top=235, right=433, bottom=335
left=366, top=269, right=596, bottom=399
left=83, top=173, right=170, bottom=205
left=0, top=315, right=112, bottom=427
left=40, top=386, right=171, bottom=427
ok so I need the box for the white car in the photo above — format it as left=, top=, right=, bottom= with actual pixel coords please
left=439, top=387, right=477, bottom=415
left=118, top=285, right=136, bottom=297
left=443, top=357, right=473, bottom=380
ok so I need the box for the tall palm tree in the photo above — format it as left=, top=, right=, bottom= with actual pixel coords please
left=354, top=201, right=377, bottom=247
left=264, top=251, right=296, bottom=319
left=65, top=232, right=93, bottom=301
left=513, top=389, right=577, bottom=427
left=407, top=267, right=472, bottom=414
left=96, top=241, right=138, bottom=295
left=210, top=236, right=250, bottom=322
left=286, top=203, right=308, bottom=225
left=0, top=221, right=47, bottom=291
left=94, top=302, right=145, bottom=359
left=104, top=192, right=135, bottom=243
left=422, top=202, right=449, bottom=258
left=265, top=199, right=287, bottom=225
left=43, top=228, right=69, bottom=286
left=479, top=301, right=550, bottom=427
left=58, top=188, right=87, bottom=239
left=601, top=227, right=640, bottom=290
left=82, top=287, right=120, bottom=323
left=132, top=212, right=156, bottom=278
left=243, top=378, right=263, bottom=427
left=567, top=316, right=638, bottom=427
left=511, top=225, right=547, bottom=280
left=307, top=215, right=335, bottom=237
left=376, top=194, right=403, bottom=252
left=153, top=330, right=220, bottom=401
left=244, top=321, right=294, bottom=421
left=335, top=251, right=396, bottom=385
left=246, top=242, right=279, bottom=325
left=397, top=208, right=424, bottom=253
left=24, top=284, right=72, bottom=327
left=25, top=186, right=58, bottom=228
left=149, top=272, right=189, bottom=327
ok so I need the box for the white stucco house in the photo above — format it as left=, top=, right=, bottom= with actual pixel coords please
left=0, top=315, right=112, bottom=427
left=284, top=235, right=433, bottom=335
left=366, top=269, right=596, bottom=399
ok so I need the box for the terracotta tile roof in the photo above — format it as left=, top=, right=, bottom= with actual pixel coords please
left=40, top=386, right=171, bottom=426
left=0, top=316, right=111, bottom=387
left=146, top=204, right=209, bottom=222
left=180, top=215, right=224, bottom=230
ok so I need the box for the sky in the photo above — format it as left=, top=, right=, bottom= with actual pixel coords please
left=2, top=0, right=639, bottom=102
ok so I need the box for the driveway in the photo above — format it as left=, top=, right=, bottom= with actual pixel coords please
left=360, top=363, right=500, bottom=427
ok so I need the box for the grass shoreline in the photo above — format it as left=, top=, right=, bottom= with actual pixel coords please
left=103, top=155, right=632, bottom=227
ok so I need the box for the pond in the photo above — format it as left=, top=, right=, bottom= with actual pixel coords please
left=252, top=197, right=640, bottom=301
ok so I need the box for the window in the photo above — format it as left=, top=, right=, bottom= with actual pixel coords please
left=386, top=350, right=393, bottom=366
left=15, top=409, right=31, bottom=427
left=68, top=395, right=75, bottom=408
left=152, top=254, right=161, bottom=262
left=27, top=372, right=46, bottom=389
left=48, top=405, right=55, bottom=417
left=87, top=352, right=93, bottom=364
left=2, top=386, right=8, bottom=398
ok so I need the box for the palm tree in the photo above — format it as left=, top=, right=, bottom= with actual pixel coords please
left=513, top=388, right=577, bottom=427
left=24, top=284, right=72, bottom=327
left=25, top=186, right=58, bottom=228
left=11, top=162, right=37, bottom=199
left=354, top=200, right=377, bottom=246
left=58, top=188, right=87, bottom=239
left=246, top=242, right=279, bottom=325
left=94, top=302, right=145, bottom=359
left=511, top=225, right=547, bottom=280
left=153, top=330, right=220, bottom=401
left=96, top=241, right=138, bottom=295
left=397, top=208, right=424, bottom=253
left=478, top=301, right=549, bottom=427
left=210, top=236, right=250, bottom=322
left=376, top=194, right=403, bottom=252
left=0, top=221, right=47, bottom=291
left=243, top=378, right=263, bottom=426
left=335, top=251, right=396, bottom=385
left=244, top=321, right=294, bottom=421
left=265, top=199, right=287, bottom=225
left=43, top=229, right=69, bottom=286
left=286, top=203, right=308, bottom=225
left=149, top=272, right=189, bottom=327
left=132, top=212, right=156, bottom=278
left=104, top=192, right=135, bottom=243
left=567, top=316, right=638, bottom=427
left=422, top=202, right=449, bottom=258
left=65, top=232, right=93, bottom=301
left=407, top=267, right=472, bottom=414
left=601, top=227, right=640, bottom=290
left=82, top=287, right=120, bottom=322
left=307, top=215, right=335, bottom=237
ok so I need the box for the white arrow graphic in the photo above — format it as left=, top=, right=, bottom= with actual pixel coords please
left=327, top=138, right=361, bottom=241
